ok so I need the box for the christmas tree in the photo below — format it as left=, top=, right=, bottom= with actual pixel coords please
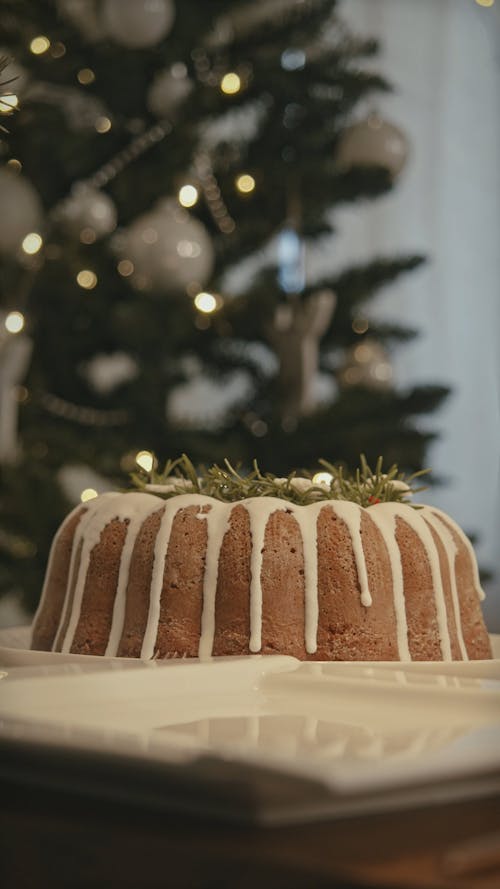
left=0, top=0, right=448, bottom=612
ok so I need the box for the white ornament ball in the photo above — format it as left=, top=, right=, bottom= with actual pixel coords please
left=0, top=169, right=43, bottom=253
left=339, top=339, right=393, bottom=390
left=58, top=186, right=117, bottom=239
left=336, top=114, right=409, bottom=179
left=147, top=65, right=192, bottom=118
left=102, top=0, right=175, bottom=48
left=118, top=199, right=214, bottom=292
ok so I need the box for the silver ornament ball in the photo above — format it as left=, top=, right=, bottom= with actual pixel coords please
left=102, top=0, right=175, bottom=48
left=118, top=199, right=214, bottom=293
left=336, top=113, right=409, bottom=179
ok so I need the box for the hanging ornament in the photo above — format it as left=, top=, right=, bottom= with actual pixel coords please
left=338, top=338, right=393, bottom=390
left=147, top=64, right=192, bottom=118
left=102, top=0, right=175, bottom=49
left=115, top=198, right=214, bottom=292
left=56, top=185, right=117, bottom=241
left=335, top=113, right=409, bottom=180
left=265, top=289, right=336, bottom=428
left=0, top=169, right=43, bottom=253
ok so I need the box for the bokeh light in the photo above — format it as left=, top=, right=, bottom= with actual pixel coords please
left=77, top=68, right=95, bottom=85
left=76, top=270, right=98, bottom=289
left=21, top=232, right=43, bottom=254
left=95, top=116, right=112, bottom=133
left=220, top=72, right=241, bottom=95
left=5, top=311, right=25, bottom=334
left=30, top=36, right=50, bottom=55
left=135, top=450, right=154, bottom=472
left=312, top=472, right=333, bottom=486
left=236, top=174, right=255, bottom=194
left=194, top=291, right=217, bottom=313
left=178, top=184, right=199, bottom=207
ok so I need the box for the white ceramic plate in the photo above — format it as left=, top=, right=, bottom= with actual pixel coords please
left=1, top=625, right=499, bottom=677
left=1, top=639, right=500, bottom=824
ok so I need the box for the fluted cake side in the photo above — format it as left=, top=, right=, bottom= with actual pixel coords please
left=31, top=491, right=492, bottom=661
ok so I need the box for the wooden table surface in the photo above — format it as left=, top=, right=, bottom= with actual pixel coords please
left=2, top=773, right=499, bottom=889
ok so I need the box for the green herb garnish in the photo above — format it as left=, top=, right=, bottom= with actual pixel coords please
left=132, top=454, right=429, bottom=507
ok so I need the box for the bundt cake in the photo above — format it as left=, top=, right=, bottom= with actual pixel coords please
left=31, top=456, right=492, bottom=662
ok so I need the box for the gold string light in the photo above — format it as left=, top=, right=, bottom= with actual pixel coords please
left=77, top=68, right=95, bottom=85
left=21, top=232, right=43, bottom=255
left=30, top=36, right=50, bottom=55
left=5, top=311, right=25, bottom=334
left=80, top=488, right=98, bottom=502
left=194, top=291, right=218, bottom=313
left=76, top=269, right=97, bottom=289
left=0, top=94, right=18, bottom=114
left=312, top=471, right=333, bottom=486
left=220, top=72, right=241, bottom=94
left=135, top=450, right=154, bottom=472
left=95, top=116, right=112, bottom=133
left=235, top=173, right=255, bottom=194
left=117, top=259, right=134, bottom=277
left=178, top=184, right=199, bottom=208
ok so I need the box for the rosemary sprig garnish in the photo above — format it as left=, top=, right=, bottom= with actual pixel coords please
left=132, top=453, right=429, bottom=507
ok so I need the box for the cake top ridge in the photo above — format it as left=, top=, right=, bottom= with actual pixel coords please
left=132, top=453, right=429, bottom=508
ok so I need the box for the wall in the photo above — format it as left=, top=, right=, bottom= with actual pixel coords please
left=330, top=0, right=500, bottom=628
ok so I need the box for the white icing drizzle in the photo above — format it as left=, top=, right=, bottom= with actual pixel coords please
left=423, top=511, right=468, bottom=661
left=430, top=507, right=486, bottom=601
left=31, top=501, right=87, bottom=646
left=104, top=494, right=163, bottom=657
left=196, top=498, right=231, bottom=659
left=331, top=502, right=372, bottom=607
left=243, top=497, right=289, bottom=653
left=380, top=504, right=452, bottom=660
left=140, top=502, right=176, bottom=659
left=59, top=493, right=159, bottom=654
left=291, top=504, right=323, bottom=654
left=367, top=505, right=411, bottom=661
left=53, top=493, right=120, bottom=652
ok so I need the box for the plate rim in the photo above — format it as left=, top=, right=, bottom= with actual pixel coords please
left=1, top=624, right=499, bottom=670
